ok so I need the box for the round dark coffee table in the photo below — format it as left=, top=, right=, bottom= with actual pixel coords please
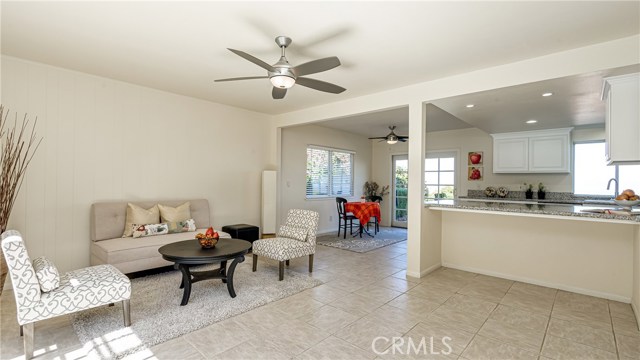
left=158, top=238, right=251, bottom=306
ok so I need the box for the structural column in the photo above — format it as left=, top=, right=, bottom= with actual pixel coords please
left=406, top=101, right=426, bottom=278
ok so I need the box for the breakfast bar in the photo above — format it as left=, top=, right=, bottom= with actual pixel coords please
left=422, top=199, right=640, bottom=326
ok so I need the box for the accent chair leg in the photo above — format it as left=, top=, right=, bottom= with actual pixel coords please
left=285, top=259, right=290, bottom=266
left=279, top=261, right=284, bottom=281
left=23, top=322, right=34, bottom=360
left=309, top=254, right=314, bottom=273
left=123, top=299, right=131, bottom=327
left=252, top=254, right=257, bottom=272
left=19, top=325, right=23, bottom=337
left=108, top=303, right=115, bottom=307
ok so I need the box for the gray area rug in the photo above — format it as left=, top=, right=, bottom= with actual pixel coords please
left=317, top=227, right=407, bottom=253
left=71, top=262, right=322, bottom=359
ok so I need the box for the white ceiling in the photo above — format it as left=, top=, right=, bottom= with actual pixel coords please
left=314, top=64, right=640, bottom=137
left=432, top=65, right=640, bottom=134
left=315, top=104, right=472, bottom=138
left=2, top=1, right=639, bottom=115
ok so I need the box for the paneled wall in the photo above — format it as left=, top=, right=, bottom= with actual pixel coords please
left=1, top=56, right=271, bottom=273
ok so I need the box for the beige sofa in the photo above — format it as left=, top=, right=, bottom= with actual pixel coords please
left=90, top=199, right=230, bottom=274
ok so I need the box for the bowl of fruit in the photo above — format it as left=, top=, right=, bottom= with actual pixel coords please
left=614, top=189, right=640, bottom=209
left=196, top=227, right=220, bottom=249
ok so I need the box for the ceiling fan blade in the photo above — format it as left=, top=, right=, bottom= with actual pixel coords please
left=293, top=56, right=341, bottom=76
left=398, top=136, right=409, bottom=139
left=296, top=77, right=346, bottom=94
left=399, top=138, right=408, bottom=142
left=272, top=87, right=287, bottom=99
left=215, top=76, right=268, bottom=82
left=227, top=48, right=274, bottom=72
left=368, top=136, right=388, bottom=140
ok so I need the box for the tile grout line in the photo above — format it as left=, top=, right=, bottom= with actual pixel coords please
left=607, top=301, right=622, bottom=360
left=537, top=288, right=559, bottom=358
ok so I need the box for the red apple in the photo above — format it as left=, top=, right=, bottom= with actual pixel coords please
left=205, top=227, right=214, bottom=238
left=470, top=167, right=481, bottom=180
left=213, top=231, right=220, bottom=240
left=470, top=153, right=482, bottom=164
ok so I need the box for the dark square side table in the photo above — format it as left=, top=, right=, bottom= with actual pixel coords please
left=222, top=224, right=260, bottom=250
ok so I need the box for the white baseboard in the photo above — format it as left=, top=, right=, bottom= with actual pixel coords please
left=406, top=263, right=441, bottom=279
left=632, top=302, right=640, bottom=329
left=443, top=262, right=631, bottom=303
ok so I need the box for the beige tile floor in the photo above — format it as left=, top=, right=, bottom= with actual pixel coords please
left=1, top=234, right=639, bottom=359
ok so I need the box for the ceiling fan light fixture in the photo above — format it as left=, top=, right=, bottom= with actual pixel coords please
left=270, top=75, right=296, bottom=89
left=387, top=135, right=399, bottom=144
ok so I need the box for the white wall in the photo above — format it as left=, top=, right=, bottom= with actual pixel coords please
left=440, top=210, right=635, bottom=302
left=371, top=127, right=606, bottom=225
left=1, top=56, right=271, bottom=273
left=280, top=124, right=371, bottom=234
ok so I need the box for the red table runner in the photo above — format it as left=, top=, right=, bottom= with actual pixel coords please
left=345, top=202, right=381, bottom=226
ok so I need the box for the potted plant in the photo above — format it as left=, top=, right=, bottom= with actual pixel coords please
left=363, top=181, right=390, bottom=202
left=537, top=182, right=546, bottom=200
left=523, top=183, right=534, bottom=199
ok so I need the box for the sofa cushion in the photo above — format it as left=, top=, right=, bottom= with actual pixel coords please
left=91, top=200, right=210, bottom=242
left=91, top=230, right=232, bottom=267
left=159, top=202, right=191, bottom=223
left=123, top=203, right=160, bottom=237
left=32, top=256, right=60, bottom=292
left=132, top=223, right=169, bottom=238
left=167, top=219, right=197, bottom=233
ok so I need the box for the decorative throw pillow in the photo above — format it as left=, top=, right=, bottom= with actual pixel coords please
left=32, top=256, right=60, bottom=292
left=158, top=202, right=191, bottom=223
left=167, top=218, right=197, bottom=234
left=123, top=203, right=160, bottom=237
left=277, top=225, right=308, bottom=242
left=132, top=223, right=169, bottom=238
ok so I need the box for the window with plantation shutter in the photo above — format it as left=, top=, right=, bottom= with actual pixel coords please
left=306, top=146, right=354, bottom=198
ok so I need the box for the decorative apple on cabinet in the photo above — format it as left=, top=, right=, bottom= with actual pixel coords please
left=468, top=167, right=483, bottom=181
left=468, top=151, right=483, bottom=165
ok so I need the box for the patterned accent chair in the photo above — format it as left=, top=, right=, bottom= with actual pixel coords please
left=252, top=209, right=319, bottom=281
left=1, top=230, right=132, bottom=359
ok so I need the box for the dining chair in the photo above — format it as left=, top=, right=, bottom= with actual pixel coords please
left=366, top=196, right=382, bottom=234
left=336, top=197, right=358, bottom=239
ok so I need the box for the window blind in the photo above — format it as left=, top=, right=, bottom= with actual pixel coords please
left=306, top=146, right=354, bottom=198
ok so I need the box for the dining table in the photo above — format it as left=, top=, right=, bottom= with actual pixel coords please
left=344, top=201, right=381, bottom=237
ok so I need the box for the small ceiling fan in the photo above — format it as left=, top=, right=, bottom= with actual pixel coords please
left=369, top=126, right=409, bottom=144
left=215, top=36, right=346, bottom=99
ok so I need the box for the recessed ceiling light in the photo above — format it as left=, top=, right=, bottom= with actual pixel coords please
left=466, top=104, right=475, bottom=108
left=526, top=119, right=538, bottom=124
left=542, top=92, right=553, bottom=97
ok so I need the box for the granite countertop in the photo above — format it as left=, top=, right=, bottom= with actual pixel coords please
left=426, top=199, right=640, bottom=223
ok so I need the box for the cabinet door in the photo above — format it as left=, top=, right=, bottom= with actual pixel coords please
left=529, top=135, right=570, bottom=173
left=493, top=137, right=528, bottom=173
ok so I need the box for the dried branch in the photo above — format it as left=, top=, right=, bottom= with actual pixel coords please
left=0, top=106, right=42, bottom=233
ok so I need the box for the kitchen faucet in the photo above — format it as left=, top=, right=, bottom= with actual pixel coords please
left=607, top=178, right=619, bottom=197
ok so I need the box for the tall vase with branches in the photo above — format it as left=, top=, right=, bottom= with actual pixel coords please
left=0, top=106, right=42, bottom=295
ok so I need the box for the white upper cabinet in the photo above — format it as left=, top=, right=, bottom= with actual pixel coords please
left=602, top=73, right=640, bottom=165
left=493, top=137, right=529, bottom=172
left=492, top=128, right=572, bottom=173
